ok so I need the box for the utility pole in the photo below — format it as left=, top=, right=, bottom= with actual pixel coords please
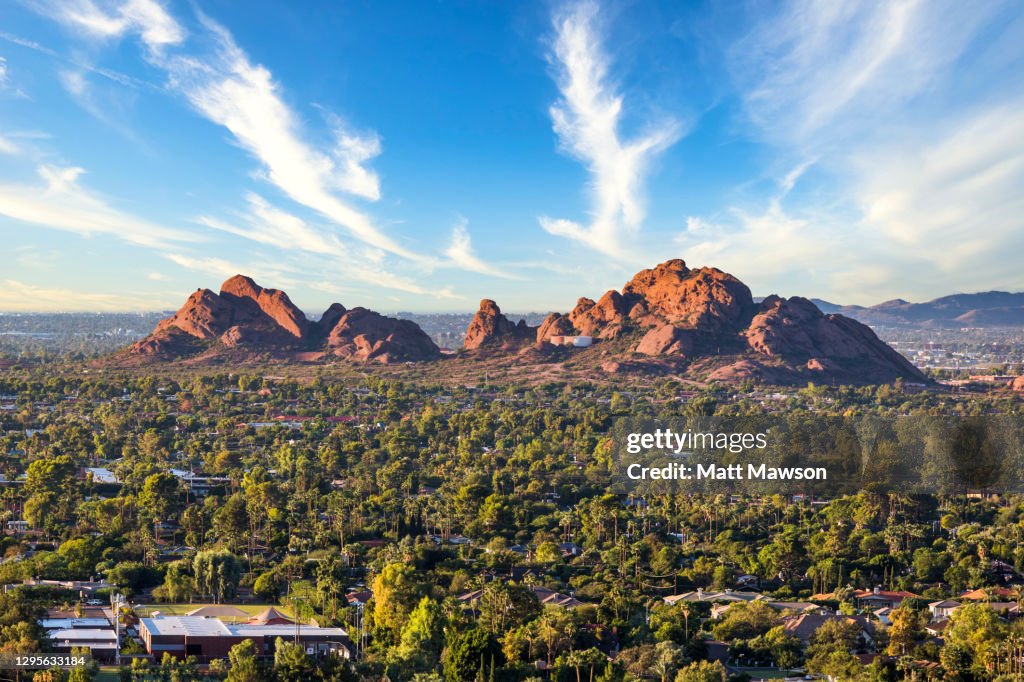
left=111, top=592, right=124, bottom=668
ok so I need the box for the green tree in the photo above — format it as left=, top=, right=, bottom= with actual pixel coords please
left=273, top=638, right=315, bottom=682
left=399, top=596, right=446, bottom=662
left=674, top=660, right=727, bottom=682
left=442, top=627, right=501, bottom=682
left=192, top=550, right=242, bottom=603
left=370, top=563, right=423, bottom=643
left=226, top=639, right=260, bottom=682
left=138, top=472, right=180, bottom=521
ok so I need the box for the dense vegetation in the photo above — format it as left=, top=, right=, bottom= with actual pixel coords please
left=1, top=370, right=1023, bottom=681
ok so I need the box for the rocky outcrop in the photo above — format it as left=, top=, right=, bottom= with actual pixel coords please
left=1012, top=376, right=1024, bottom=392
left=472, top=258, right=925, bottom=384
left=153, top=288, right=234, bottom=340
left=310, top=303, right=348, bottom=344
left=635, top=324, right=695, bottom=356
left=126, top=261, right=927, bottom=384
left=219, top=275, right=308, bottom=340
left=129, top=275, right=439, bottom=364
left=327, top=307, right=442, bottom=363
left=569, top=290, right=631, bottom=338
left=464, top=300, right=535, bottom=350
left=744, top=296, right=925, bottom=382
left=621, top=260, right=755, bottom=333
left=536, top=313, right=576, bottom=343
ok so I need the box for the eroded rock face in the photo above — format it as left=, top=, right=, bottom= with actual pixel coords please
left=219, top=275, right=308, bottom=340
left=569, top=290, right=630, bottom=338
left=635, top=325, right=695, bottom=356
left=1012, top=376, right=1024, bottom=392
left=129, top=275, right=439, bottom=364
left=327, top=307, right=441, bottom=363
left=745, top=296, right=925, bottom=382
left=153, top=288, right=234, bottom=340
left=622, top=260, right=755, bottom=333
left=470, top=258, right=925, bottom=383
left=464, top=299, right=535, bottom=350
left=310, top=303, right=348, bottom=344
left=127, top=262, right=926, bottom=384
left=536, top=313, right=576, bottom=343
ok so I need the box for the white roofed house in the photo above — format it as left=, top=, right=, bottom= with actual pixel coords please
left=928, top=600, right=962, bottom=621
left=138, top=615, right=351, bottom=661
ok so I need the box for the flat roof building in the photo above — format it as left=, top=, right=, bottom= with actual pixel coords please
left=47, top=628, right=118, bottom=661
left=139, top=616, right=350, bottom=661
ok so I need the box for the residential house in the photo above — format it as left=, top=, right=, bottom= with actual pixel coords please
left=139, top=616, right=350, bottom=660
left=853, top=587, right=919, bottom=610
left=928, top=600, right=961, bottom=621
left=783, top=613, right=875, bottom=650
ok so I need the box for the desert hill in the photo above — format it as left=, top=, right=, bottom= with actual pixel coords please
left=128, top=275, right=440, bottom=364
left=123, top=262, right=926, bottom=385
left=464, top=259, right=925, bottom=384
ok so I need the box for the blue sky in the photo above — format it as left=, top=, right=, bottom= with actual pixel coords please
left=1, top=0, right=1023, bottom=313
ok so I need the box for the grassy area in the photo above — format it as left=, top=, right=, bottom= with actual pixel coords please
left=133, top=603, right=293, bottom=619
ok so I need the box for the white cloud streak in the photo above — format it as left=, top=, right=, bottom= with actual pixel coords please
left=540, top=1, right=682, bottom=257
left=158, top=13, right=417, bottom=260
left=0, top=164, right=194, bottom=248
left=26, top=1, right=426, bottom=264
left=443, top=219, right=515, bottom=279
left=679, top=0, right=1024, bottom=303
left=26, top=0, right=184, bottom=51
left=21, top=0, right=512, bottom=300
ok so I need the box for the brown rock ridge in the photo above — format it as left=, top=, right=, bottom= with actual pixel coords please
left=471, top=258, right=926, bottom=384
left=744, top=296, right=923, bottom=383
left=128, top=275, right=440, bottom=364
left=464, top=299, right=535, bottom=350
left=125, top=261, right=927, bottom=384
left=326, top=308, right=441, bottom=363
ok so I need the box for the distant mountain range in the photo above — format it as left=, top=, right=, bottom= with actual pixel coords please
left=811, top=291, right=1024, bottom=328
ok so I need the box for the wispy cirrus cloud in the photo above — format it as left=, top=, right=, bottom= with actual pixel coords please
left=25, top=1, right=454, bottom=268
left=19, top=0, right=516, bottom=300
left=444, top=218, right=516, bottom=279
left=196, top=192, right=348, bottom=257
left=191, top=193, right=462, bottom=299
left=678, top=0, right=1024, bottom=303
left=157, top=14, right=419, bottom=259
left=0, top=164, right=194, bottom=248
left=539, top=0, right=682, bottom=257
left=24, top=0, right=185, bottom=52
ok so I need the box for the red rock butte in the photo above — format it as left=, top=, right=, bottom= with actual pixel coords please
left=126, top=260, right=926, bottom=385
left=463, top=258, right=925, bottom=385
left=129, top=274, right=440, bottom=364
